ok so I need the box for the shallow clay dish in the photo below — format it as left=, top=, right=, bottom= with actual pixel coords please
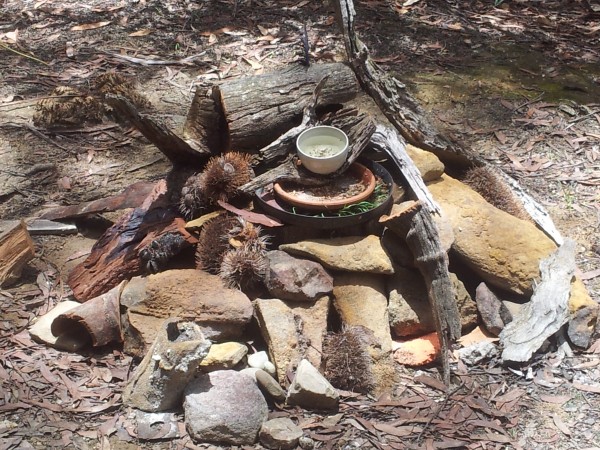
left=273, top=162, right=376, bottom=211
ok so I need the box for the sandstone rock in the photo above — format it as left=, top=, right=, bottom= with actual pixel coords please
left=406, top=143, right=445, bottom=182
left=280, top=235, right=394, bottom=274
left=123, top=319, right=211, bottom=412
left=259, top=418, right=303, bottom=450
left=427, top=175, right=596, bottom=318
left=29, top=300, right=84, bottom=351
left=287, top=359, right=339, bottom=410
left=458, top=326, right=498, bottom=348
left=255, top=369, right=287, bottom=402
left=120, top=269, right=253, bottom=356
left=392, top=332, right=441, bottom=366
left=457, top=341, right=498, bottom=365
left=184, top=370, right=268, bottom=445
left=199, top=341, right=248, bottom=371
left=475, top=282, right=511, bottom=336
left=265, top=250, right=333, bottom=302
left=333, top=273, right=392, bottom=352
left=254, top=296, right=329, bottom=384
left=387, top=268, right=477, bottom=337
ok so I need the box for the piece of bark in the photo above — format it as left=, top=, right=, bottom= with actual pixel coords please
left=370, top=124, right=440, bottom=214
left=26, top=220, right=78, bottom=236
left=334, top=0, right=476, bottom=167
left=51, top=282, right=124, bottom=347
left=183, top=83, right=225, bottom=155
left=0, top=220, right=35, bottom=288
left=380, top=201, right=461, bottom=385
left=214, top=63, right=359, bottom=152
left=67, top=180, right=195, bottom=301
left=500, top=239, right=576, bottom=363
left=105, top=94, right=209, bottom=167
left=40, top=181, right=156, bottom=220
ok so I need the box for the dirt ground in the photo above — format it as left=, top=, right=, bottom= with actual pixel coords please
left=1, top=0, right=599, bottom=449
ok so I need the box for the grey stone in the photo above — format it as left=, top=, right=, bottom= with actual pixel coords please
left=287, top=359, right=339, bottom=410
left=265, top=250, right=333, bottom=302
left=280, top=235, right=394, bottom=274
left=387, top=269, right=477, bottom=337
left=259, top=418, right=303, bottom=450
left=568, top=304, right=599, bottom=348
left=457, top=341, right=498, bottom=365
left=475, top=282, right=510, bottom=336
left=184, top=370, right=268, bottom=445
left=135, top=411, right=180, bottom=440
left=123, top=319, right=211, bottom=412
left=255, top=369, right=286, bottom=402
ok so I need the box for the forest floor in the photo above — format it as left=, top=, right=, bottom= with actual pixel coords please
left=1, top=0, right=599, bottom=449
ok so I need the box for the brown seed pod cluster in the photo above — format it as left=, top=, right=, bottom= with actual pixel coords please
left=322, top=326, right=376, bottom=394
left=93, top=72, right=150, bottom=110
left=462, top=166, right=531, bottom=222
left=33, top=86, right=103, bottom=128
left=196, top=216, right=269, bottom=291
left=178, top=152, right=255, bottom=219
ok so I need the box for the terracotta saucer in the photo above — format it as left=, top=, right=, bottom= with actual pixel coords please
left=273, top=162, right=376, bottom=211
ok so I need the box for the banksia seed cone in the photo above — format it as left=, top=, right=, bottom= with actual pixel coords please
left=195, top=215, right=238, bottom=273
left=463, top=166, right=531, bottom=222
left=179, top=172, right=207, bottom=219
left=200, top=152, right=254, bottom=206
left=219, top=241, right=269, bottom=290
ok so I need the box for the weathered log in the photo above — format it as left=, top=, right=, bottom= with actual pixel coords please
left=185, top=63, right=359, bottom=154
left=500, top=239, right=576, bottom=363
left=380, top=201, right=461, bottom=385
left=105, top=94, right=210, bottom=166
left=40, top=181, right=156, bottom=220
left=67, top=181, right=196, bottom=301
left=334, top=0, right=476, bottom=167
left=0, top=220, right=35, bottom=288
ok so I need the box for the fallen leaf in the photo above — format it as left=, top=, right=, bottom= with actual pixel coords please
left=71, top=21, right=111, bottom=31
left=1, top=30, right=18, bottom=43
left=552, top=414, right=571, bottom=436
left=217, top=200, right=283, bottom=227
left=372, top=422, right=423, bottom=437
left=414, top=374, right=447, bottom=392
left=128, top=29, right=152, bottom=37
left=242, top=56, right=263, bottom=70
left=494, top=130, right=507, bottom=144
left=573, top=381, right=600, bottom=393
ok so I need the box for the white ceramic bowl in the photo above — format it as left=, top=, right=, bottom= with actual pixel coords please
left=296, top=126, right=349, bottom=175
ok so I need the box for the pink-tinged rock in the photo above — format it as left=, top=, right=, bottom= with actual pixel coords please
left=265, top=250, right=333, bottom=302
left=184, top=370, right=268, bottom=445
left=392, top=333, right=441, bottom=367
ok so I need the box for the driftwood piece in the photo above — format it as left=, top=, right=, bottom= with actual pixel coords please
left=215, top=63, right=359, bottom=152
left=0, top=220, right=35, bottom=288
left=334, top=0, right=476, bottom=167
left=40, top=181, right=156, bottom=220
left=67, top=181, right=195, bottom=301
left=380, top=201, right=461, bottom=385
left=105, top=94, right=210, bottom=167
left=370, top=124, right=440, bottom=214
left=499, top=239, right=576, bottom=363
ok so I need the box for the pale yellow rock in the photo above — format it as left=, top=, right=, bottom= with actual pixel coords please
left=405, top=144, right=445, bottom=182
left=427, top=174, right=595, bottom=312
left=280, top=235, right=394, bottom=274
left=199, top=342, right=248, bottom=371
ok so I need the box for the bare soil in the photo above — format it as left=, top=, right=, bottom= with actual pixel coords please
left=1, top=0, right=599, bottom=449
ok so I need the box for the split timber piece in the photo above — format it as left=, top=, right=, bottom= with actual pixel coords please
left=184, top=63, right=359, bottom=154
left=67, top=180, right=197, bottom=301
left=500, top=239, right=576, bottom=363
left=370, top=124, right=440, bottom=215
left=380, top=200, right=461, bottom=386
left=334, top=0, right=478, bottom=167
left=0, top=220, right=35, bottom=288
left=105, top=94, right=210, bottom=167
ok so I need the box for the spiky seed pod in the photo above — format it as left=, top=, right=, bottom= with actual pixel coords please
left=179, top=172, right=208, bottom=219
left=200, top=152, right=254, bottom=206
left=33, top=86, right=103, bottom=127
left=322, top=326, right=376, bottom=394
left=195, top=215, right=238, bottom=273
left=93, top=72, right=150, bottom=110
left=226, top=217, right=270, bottom=250
left=219, top=241, right=269, bottom=291
left=463, top=166, right=531, bottom=222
